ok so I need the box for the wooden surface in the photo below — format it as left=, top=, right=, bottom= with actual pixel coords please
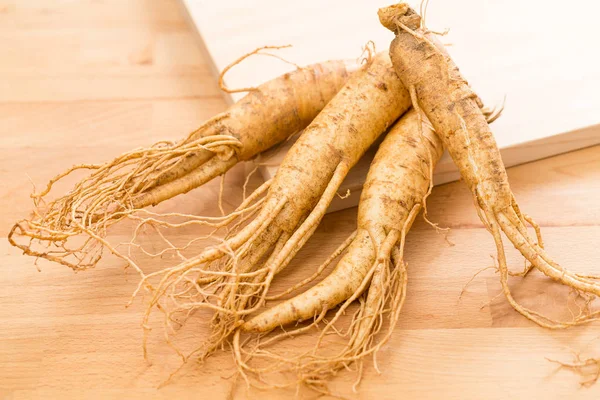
left=181, top=0, right=600, bottom=211
left=1, top=1, right=600, bottom=399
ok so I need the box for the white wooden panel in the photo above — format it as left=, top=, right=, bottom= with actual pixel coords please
left=181, top=0, right=600, bottom=211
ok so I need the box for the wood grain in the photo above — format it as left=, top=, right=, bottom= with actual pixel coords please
left=1, top=1, right=600, bottom=399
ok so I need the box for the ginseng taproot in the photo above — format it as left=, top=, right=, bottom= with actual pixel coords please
left=135, top=52, right=412, bottom=362
left=9, top=55, right=358, bottom=271
left=380, top=3, right=600, bottom=328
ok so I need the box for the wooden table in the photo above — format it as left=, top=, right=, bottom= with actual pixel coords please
left=1, top=1, right=599, bottom=399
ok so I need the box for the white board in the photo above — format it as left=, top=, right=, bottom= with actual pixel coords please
left=180, top=0, right=600, bottom=212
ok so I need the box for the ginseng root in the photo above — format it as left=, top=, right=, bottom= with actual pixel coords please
left=135, top=52, right=412, bottom=363
left=231, top=109, right=441, bottom=391
left=232, top=104, right=500, bottom=391
left=8, top=54, right=358, bottom=271
left=380, top=3, right=600, bottom=328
